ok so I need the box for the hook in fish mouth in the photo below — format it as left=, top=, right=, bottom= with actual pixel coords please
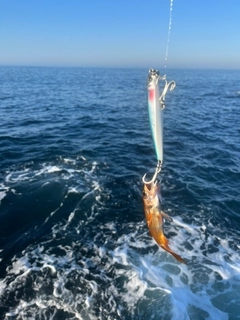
left=142, top=170, right=158, bottom=185
left=142, top=161, right=162, bottom=185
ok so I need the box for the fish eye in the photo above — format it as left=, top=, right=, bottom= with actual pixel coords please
left=142, top=191, right=147, bottom=198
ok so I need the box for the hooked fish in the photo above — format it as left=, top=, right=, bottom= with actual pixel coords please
left=142, top=176, right=186, bottom=264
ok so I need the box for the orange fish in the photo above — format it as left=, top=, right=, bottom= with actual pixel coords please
left=142, top=178, right=186, bottom=264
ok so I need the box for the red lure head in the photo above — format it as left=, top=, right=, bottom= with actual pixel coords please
left=148, top=88, right=155, bottom=101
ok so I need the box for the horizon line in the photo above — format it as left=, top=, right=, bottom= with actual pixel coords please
left=0, top=64, right=240, bottom=71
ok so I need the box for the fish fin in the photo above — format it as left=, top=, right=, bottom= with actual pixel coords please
left=161, top=211, right=173, bottom=222
left=147, top=214, right=153, bottom=227
left=169, top=251, right=187, bottom=264
left=159, top=234, right=186, bottom=264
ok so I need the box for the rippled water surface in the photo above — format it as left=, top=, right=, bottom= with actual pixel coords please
left=0, top=67, right=240, bottom=319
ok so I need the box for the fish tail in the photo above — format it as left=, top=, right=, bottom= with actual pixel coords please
left=158, top=234, right=186, bottom=264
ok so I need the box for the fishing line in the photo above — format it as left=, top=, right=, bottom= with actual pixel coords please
left=142, top=0, right=176, bottom=182
left=164, top=0, right=174, bottom=70
left=141, top=1, right=186, bottom=265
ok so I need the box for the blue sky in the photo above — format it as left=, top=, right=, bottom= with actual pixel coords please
left=1, top=0, right=240, bottom=69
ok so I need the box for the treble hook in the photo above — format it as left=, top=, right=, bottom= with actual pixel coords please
left=142, top=161, right=162, bottom=184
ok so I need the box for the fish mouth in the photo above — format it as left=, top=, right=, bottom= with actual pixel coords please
left=144, top=182, right=152, bottom=191
left=143, top=178, right=159, bottom=200
left=142, top=162, right=161, bottom=185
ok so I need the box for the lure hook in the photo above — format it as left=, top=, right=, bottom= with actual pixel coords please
left=159, top=77, right=176, bottom=108
left=142, top=161, right=162, bottom=184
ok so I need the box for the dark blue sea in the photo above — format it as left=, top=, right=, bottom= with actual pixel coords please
left=0, top=66, right=240, bottom=320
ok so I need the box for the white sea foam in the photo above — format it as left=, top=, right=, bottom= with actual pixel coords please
left=47, top=166, right=62, bottom=173
left=1, top=158, right=240, bottom=319
left=0, top=192, right=6, bottom=202
left=1, top=215, right=239, bottom=320
left=5, top=169, right=30, bottom=183
left=63, top=158, right=76, bottom=164
left=8, top=256, right=29, bottom=275
left=0, top=183, right=9, bottom=203
left=3, top=156, right=94, bottom=187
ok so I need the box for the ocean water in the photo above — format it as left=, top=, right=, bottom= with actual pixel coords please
left=0, top=66, right=240, bottom=320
